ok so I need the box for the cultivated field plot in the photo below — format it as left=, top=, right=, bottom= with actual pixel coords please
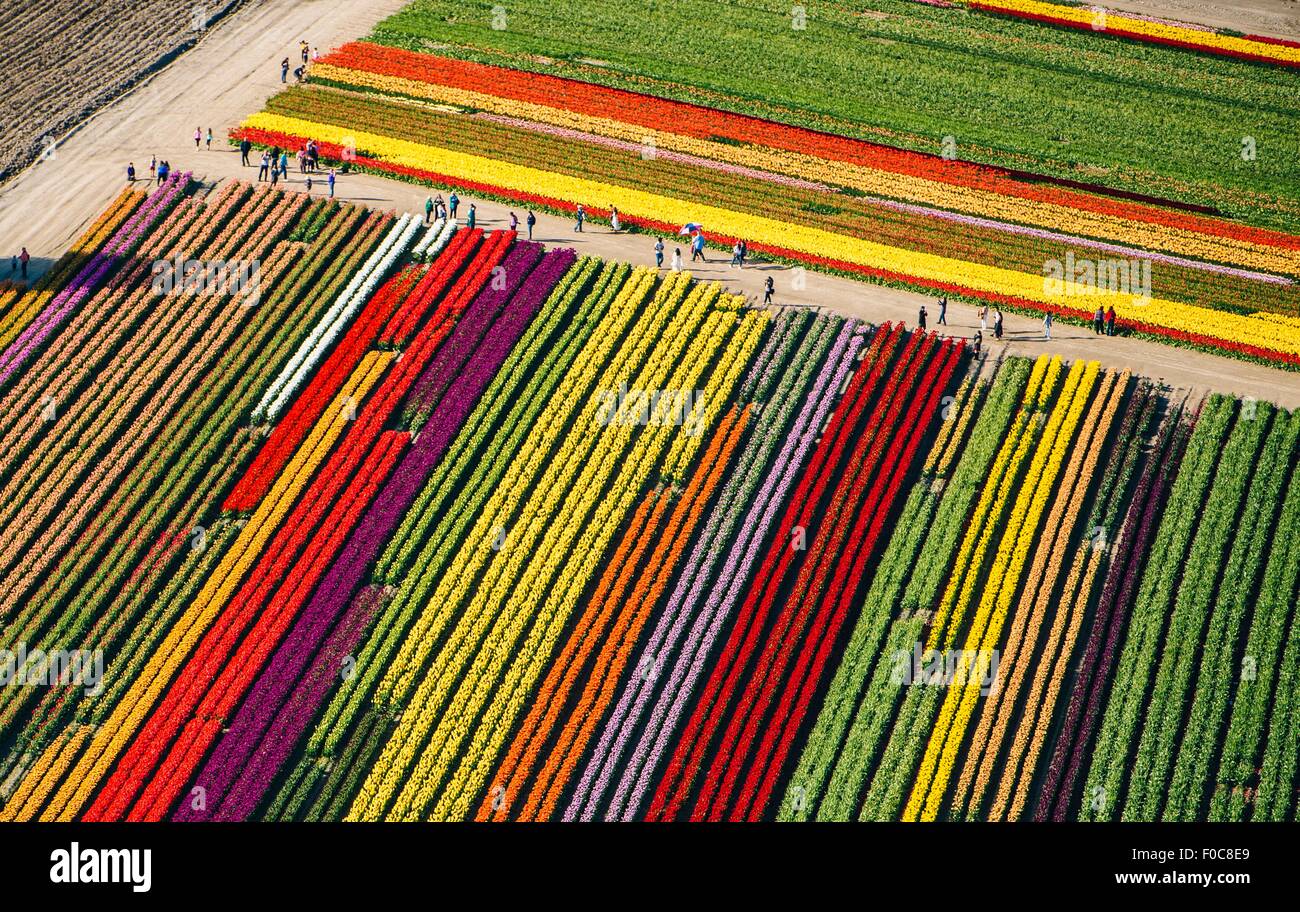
left=0, top=178, right=1296, bottom=822
left=233, top=0, right=1300, bottom=368
left=0, top=0, right=249, bottom=183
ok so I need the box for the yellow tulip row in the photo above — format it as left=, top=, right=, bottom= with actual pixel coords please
left=906, top=359, right=1099, bottom=821
left=352, top=274, right=712, bottom=819
left=957, top=368, right=1125, bottom=817
left=426, top=311, right=766, bottom=822
left=0, top=727, right=91, bottom=823
left=373, top=277, right=712, bottom=818
left=369, top=268, right=663, bottom=713
left=925, top=356, right=1057, bottom=651
left=348, top=268, right=678, bottom=818
left=306, top=63, right=1298, bottom=276
left=662, top=293, right=751, bottom=480
left=243, top=111, right=1300, bottom=360
left=20, top=350, right=393, bottom=822
left=958, top=0, right=1300, bottom=64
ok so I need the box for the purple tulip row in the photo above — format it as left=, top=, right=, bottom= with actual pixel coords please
left=567, top=318, right=864, bottom=820
left=174, top=247, right=576, bottom=821
left=403, top=241, right=544, bottom=425
left=1034, top=417, right=1188, bottom=820
left=0, top=173, right=189, bottom=386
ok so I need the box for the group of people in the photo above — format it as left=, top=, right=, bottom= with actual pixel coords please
left=1092, top=305, right=1119, bottom=336
left=917, top=298, right=1122, bottom=352
left=241, top=139, right=334, bottom=195
left=125, top=157, right=172, bottom=185
left=193, top=127, right=213, bottom=150
left=9, top=248, right=30, bottom=280
left=282, top=41, right=318, bottom=83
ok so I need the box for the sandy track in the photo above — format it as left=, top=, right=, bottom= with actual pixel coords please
left=1085, top=0, right=1300, bottom=41
left=0, top=0, right=1296, bottom=408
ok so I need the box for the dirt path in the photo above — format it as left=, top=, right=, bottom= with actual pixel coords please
left=0, top=0, right=1296, bottom=408
left=1087, top=0, right=1300, bottom=41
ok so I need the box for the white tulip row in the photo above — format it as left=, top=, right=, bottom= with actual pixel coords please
left=412, top=217, right=457, bottom=260
left=254, top=212, right=423, bottom=422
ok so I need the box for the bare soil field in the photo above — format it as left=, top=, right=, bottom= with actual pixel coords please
left=0, top=0, right=252, bottom=183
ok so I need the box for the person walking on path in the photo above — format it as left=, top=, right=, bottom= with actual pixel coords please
left=937, top=295, right=947, bottom=325
left=240, top=139, right=251, bottom=167
left=763, top=275, right=775, bottom=305
left=466, top=203, right=477, bottom=230
left=526, top=210, right=536, bottom=240
left=127, top=162, right=135, bottom=183
left=19, top=248, right=29, bottom=279
left=149, top=155, right=157, bottom=182
left=1043, top=310, right=1053, bottom=340
left=206, top=128, right=213, bottom=151
left=671, top=247, right=683, bottom=272
left=739, top=240, right=748, bottom=267
left=691, top=231, right=706, bottom=263
left=258, top=151, right=270, bottom=182
left=979, top=305, right=988, bottom=332
left=1105, top=305, right=1117, bottom=336
left=281, top=57, right=290, bottom=82
left=449, top=191, right=460, bottom=218
left=270, top=163, right=279, bottom=187
left=994, top=309, right=1004, bottom=340
left=973, top=331, right=982, bottom=357
left=425, top=197, right=435, bottom=224
left=279, top=150, right=289, bottom=179
left=1093, top=305, right=1104, bottom=335
left=509, top=211, right=518, bottom=233
left=301, top=40, right=309, bottom=64
left=730, top=242, right=742, bottom=267
left=655, top=238, right=665, bottom=268
left=918, top=303, right=928, bottom=332
left=328, top=168, right=336, bottom=198
left=574, top=204, right=585, bottom=232
left=609, top=206, right=621, bottom=232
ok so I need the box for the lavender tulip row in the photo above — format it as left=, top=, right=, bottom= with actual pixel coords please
left=567, top=315, right=865, bottom=820
left=175, top=247, right=575, bottom=820
left=0, top=173, right=189, bottom=386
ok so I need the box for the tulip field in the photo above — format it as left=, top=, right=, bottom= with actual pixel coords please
left=231, top=0, right=1300, bottom=368
left=0, top=171, right=1296, bottom=824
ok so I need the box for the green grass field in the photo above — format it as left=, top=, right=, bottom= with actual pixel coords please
left=370, top=0, right=1300, bottom=232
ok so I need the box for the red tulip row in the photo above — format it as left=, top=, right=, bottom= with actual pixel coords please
left=646, top=322, right=909, bottom=820
left=321, top=42, right=1299, bottom=249
left=738, top=338, right=964, bottom=820
left=128, top=431, right=410, bottom=821
left=223, top=263, right=424, bottom=512
left=379, top=225, right=482, bottom=346
left=82, top=230, right=516, bottom=821
left=660, top=331, right=955, bottom=821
